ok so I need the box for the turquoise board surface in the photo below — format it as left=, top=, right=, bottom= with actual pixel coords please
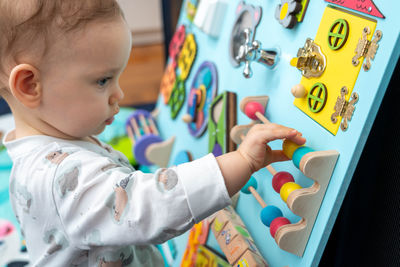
left=154, top=0, right=400, bottom=266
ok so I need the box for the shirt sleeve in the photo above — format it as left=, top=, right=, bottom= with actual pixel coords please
left=52, top=151, right=231, bottom=249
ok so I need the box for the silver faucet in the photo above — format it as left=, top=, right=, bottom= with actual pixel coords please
left=236, top=28, right=279, bottom=78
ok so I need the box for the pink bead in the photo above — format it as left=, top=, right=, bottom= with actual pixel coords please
left=270, top=217, right=291, bottom=238
left=244, top=102, right=264, bottom=120
left=272, top=171, right=295, bottom=193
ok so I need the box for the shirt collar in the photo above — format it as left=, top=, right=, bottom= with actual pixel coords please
left=3, top=129, right=105, bottom=160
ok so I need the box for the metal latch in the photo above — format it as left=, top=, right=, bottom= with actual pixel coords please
left=352, top=27, right=382, bottom=71
left=290, top=38, right=326, bottom=78
left=331, top=86, right=359, bottom=131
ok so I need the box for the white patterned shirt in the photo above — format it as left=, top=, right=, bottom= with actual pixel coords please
left=3, top=131, right=231, bottom=266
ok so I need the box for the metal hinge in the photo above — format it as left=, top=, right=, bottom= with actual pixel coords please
left=352, top=27, right=382, bottom=71
left=331, top=86, right=359, bottom=131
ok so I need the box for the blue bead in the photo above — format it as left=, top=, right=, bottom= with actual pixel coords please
left=292, top=146, right=314, bottom=169
left=260, top=205, right=283, bottom=227
left=240, top=176, right=258, bottom=194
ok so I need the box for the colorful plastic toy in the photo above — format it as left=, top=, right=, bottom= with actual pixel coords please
left=125, top=110, right=175, bottom=167
left=183, top=61, right=218, bottom=137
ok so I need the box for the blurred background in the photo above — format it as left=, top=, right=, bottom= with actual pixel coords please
left=117, top=0, right=183, bottom=109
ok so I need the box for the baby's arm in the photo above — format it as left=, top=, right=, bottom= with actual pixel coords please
left=217, top=123, right=306, bottom=197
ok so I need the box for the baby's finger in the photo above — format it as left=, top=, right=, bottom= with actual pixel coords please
left=268, top=150, right=290, bottom=164
left=286, top=131, right=306, bottom=145
left=258, top=125, right=303, bottom=143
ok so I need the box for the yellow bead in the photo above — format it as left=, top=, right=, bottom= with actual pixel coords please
left=280, top=182, right=302, bottom=202
left=282, top=139, right=302, bottom=159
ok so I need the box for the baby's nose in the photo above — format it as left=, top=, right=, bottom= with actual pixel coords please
left=109, top=87, right=124, bottom=105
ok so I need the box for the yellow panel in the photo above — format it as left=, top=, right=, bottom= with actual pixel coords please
left=293, top=6, right=376, bottom=135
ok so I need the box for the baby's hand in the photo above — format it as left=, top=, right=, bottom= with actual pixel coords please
left=237, top=123, right=306, bottom=173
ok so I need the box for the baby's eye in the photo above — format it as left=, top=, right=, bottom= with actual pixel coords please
left=97, top=77, right=112, bottom=87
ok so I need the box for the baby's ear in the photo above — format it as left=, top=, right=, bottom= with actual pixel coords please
left=8, top=64, right=42, bottom=108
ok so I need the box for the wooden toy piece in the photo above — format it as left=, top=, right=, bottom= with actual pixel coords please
left=138, top=114, right=151, bottom=135
left=265, top=164, right=303, bottom=204
left=194, top=0, right=228, bottom=38
left=280, top=182, right=302, bottom=202
left=282, top=139, right=302, bottom=159
left=126, top=110, right=175, bottom=167
left=283, top=139, right=315, bottom=168
left=177, top=33, right=197, bottom=81
left=211, top=206, right=246, bottom=237
left=195, top=245, right=231, bottom=267
left=271, top=171, right=295, bottom=193
left=223, top=228, right=261, bottom=264
left=187, top=61, right=218, bottom=137
left=230, top=121, right=256, bottom=146
left=241, top=177, right=290, bottom=229
left=160, top=63, right=177, bottom=104
left=232, top=98, right=340, bottom=256
left=186, top=0, right=198, bottom=22
left=208, top=91, right=237, bottom=156
left=235, top=250, right=269, bottom=267
left=182, top=91, right=198, bottom=124
left=275, top=0, right=302, bottom=29
left=325, top=0, right=385, bottom=19
left=275, top=150, right=339, bottom=256
left=125, top=124, right=136, bottom=146
left=291, top=84, right=307, bottom=98
left=169, top=78, right=186, bottom=120
left=145, top=136, right=175, bottom=168
left=181, top=220, right=211, bottom=267
left=169, top=25, right=186, bottom=69
left=240, top=96, right=269, bottom=123
left=147, top=117, right=159, bottom=136
left=241, top=176, right=266, bottom=208
left=269, top=217, right=291, bottom=239
left=216, top=220, right=251, bottom=255
left=210, top=206, right=269, bottom=266
left=129, top=117, right=142, bottom=138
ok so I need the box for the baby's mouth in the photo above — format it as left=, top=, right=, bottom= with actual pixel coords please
left=105, top=116, right=115, bottom=125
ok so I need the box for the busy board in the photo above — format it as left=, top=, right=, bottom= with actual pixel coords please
left=131, top=0, right=400, bottom=266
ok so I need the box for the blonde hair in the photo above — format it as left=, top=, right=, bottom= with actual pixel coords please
left=0, top=0, right=123, bottom=93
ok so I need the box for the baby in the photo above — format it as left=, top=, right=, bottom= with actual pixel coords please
left=0, top=0, right=305, bottom=266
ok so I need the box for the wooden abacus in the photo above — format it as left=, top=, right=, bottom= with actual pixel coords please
left=241, top=176, right=291, bottom=239
left=125, top=110, right=175, bottom=168
left=230, top=96, right=339, bottom=256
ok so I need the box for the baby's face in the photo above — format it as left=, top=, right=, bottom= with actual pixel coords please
left=36, top=17, right=132, bottom=139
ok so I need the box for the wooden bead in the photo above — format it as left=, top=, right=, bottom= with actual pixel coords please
left=291, top=84, right=307, bottom=98
left=292, top=146, right=314, bottom=168
left=272, top=171, right=295, bottom=193
left=280, top=182, right=302, bottom=202
left=282, top=139, right=302, bottom=159
left=182, top=114, right=193, bottom=123
left=244, top=101, right=264, bottom=120
left=260, top=205, right=283, bottom=227
left=270, top=217, right=291, bottom=238
left=241, top=176, right=258, bottom=194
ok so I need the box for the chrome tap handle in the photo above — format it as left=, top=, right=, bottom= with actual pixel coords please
left=235, top=28, right=279, bottom=78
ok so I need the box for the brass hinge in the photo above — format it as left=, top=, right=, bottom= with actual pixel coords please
left=331, top=86, right=359, bottom=131
left=352, top=27, right=382, bottom=71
